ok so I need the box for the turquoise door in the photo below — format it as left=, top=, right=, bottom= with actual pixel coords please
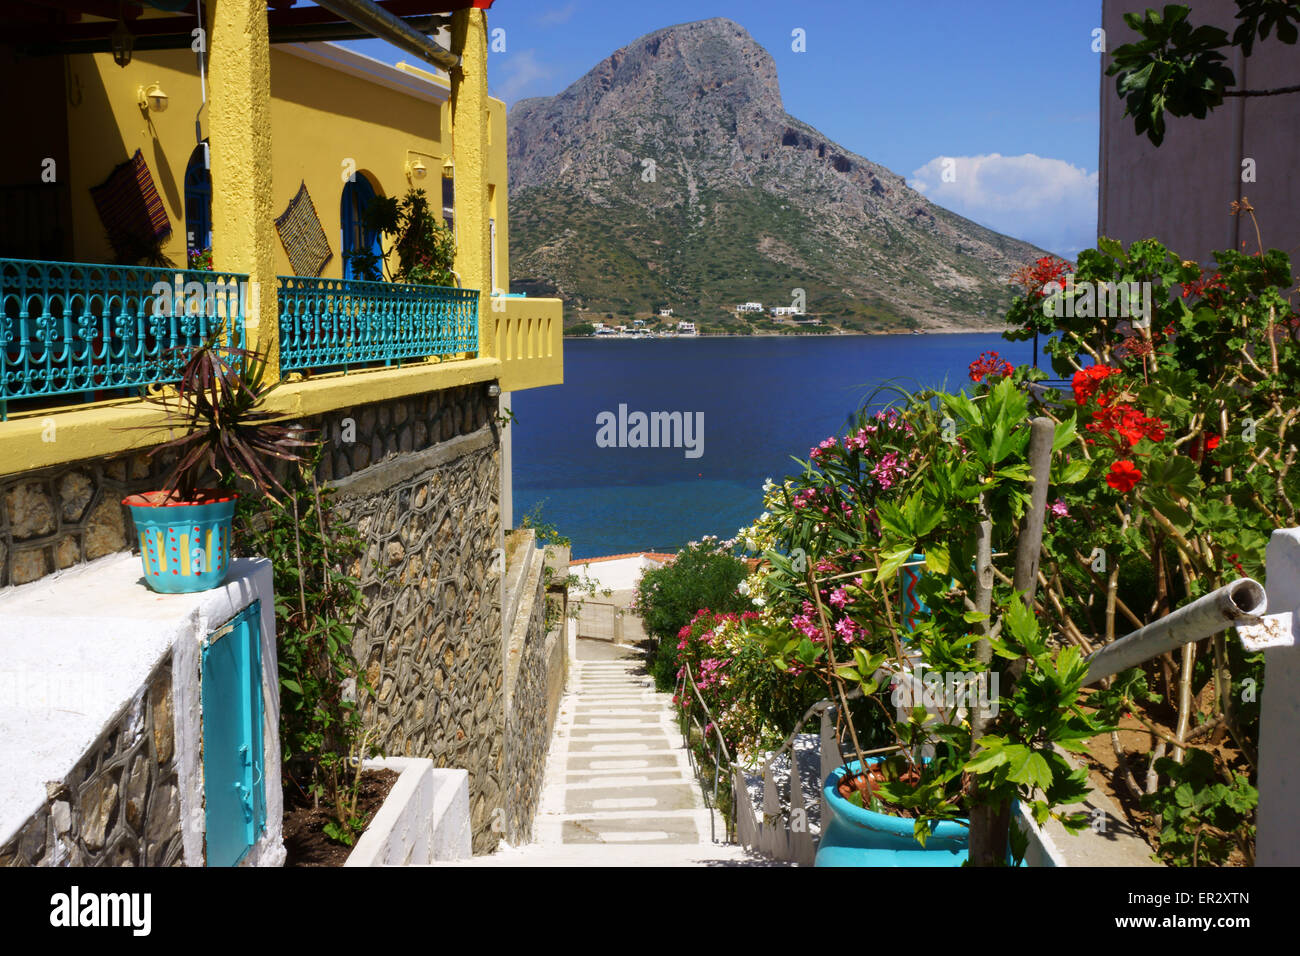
left=202, top=602, right=266, bottom=867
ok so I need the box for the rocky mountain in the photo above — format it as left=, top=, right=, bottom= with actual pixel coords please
left=506, top=17, right=1045, bottom=331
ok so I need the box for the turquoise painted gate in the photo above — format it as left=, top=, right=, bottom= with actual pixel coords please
left=202, top=602, right=266, bottom=866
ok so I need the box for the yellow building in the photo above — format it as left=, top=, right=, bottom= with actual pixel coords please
left=0, top=1, right=563, bottom=858
left=0, top=0, right=559, bottom=492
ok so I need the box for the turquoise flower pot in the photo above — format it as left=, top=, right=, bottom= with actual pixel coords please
left=122, top=492, right=237, bottom=594
left=816, top=759, right=969, bottom=866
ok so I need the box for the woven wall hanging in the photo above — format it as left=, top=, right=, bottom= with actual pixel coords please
left=90, top=149, right=172, bottom=263
left=274, top=181, right=333, bottom=277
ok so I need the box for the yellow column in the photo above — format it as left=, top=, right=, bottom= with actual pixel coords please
left=206, top=0, right=279, bottom=379
left=450, top=8, right=493, bottom=358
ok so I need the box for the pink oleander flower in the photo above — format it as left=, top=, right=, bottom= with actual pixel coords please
left=829, top=587, right=849, bottom=609
left=834, top=617, right=858, bottom=642
left=1050, top=499, right=1069, bottom=517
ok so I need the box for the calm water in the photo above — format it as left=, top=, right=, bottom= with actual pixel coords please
left=512, top=333, right=1035, bottom=559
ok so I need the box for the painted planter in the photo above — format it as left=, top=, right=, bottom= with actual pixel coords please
left=122, top=491, right=237, bottom=594
left=815, top=760, right=969, bottom=867
left=898, top=551, right=929, bottom=632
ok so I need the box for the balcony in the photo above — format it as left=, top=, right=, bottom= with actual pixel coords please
left=491, top=294, right=563, bottom=392
left=0, top=257, right=563, bottom=476
left=0, top=257, right=245, bottom=419
left=277, top=274, right=478, bottom=374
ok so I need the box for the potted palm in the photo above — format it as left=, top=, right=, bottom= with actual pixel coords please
left=123, top=340, right=314, bottom=593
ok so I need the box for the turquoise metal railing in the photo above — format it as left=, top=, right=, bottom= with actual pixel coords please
left=0, top=257, right=246, bottom=416
left=277, top=274, right=477, bottom=373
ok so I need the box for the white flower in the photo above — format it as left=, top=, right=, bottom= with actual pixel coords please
left=738, top=580, right=751, bottom=595
left=752, top=596, right=765, bottom=607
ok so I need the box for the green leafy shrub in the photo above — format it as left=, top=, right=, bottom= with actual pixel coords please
left=634, top=537, right=751, bottom=690
left=347, top=187, right=456, bottom=287
left=234, top=450, right=377, bottom=846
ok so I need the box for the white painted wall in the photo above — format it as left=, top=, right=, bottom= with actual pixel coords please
left=345, top=759, right=471, bottom=866
left=0, top=553, right=283, bottom=866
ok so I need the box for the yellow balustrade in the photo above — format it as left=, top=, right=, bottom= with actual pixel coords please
left=493, top=297, right=564, bottom=392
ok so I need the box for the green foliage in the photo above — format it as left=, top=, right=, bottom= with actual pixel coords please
left=348, top=187, right=457, bottom=287
left=519, top=501, right=571, bottom=549
left=997, top=228, right=1296, bottom=864
left=1107, top=1, right=1300, bottom=145
left=234, top=451, right=377, bottom=846
left=565, top=322, right=596, bottom=336
left=634, top=537, right=752, bottom=663
left=740, top=378, right=1129, bottom=862
left=1141, top=749, right=1258, bottom=865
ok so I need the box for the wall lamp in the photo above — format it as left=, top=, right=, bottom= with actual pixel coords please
left=137, top=83, right=169, bottom=113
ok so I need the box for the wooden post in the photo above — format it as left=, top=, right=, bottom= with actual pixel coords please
left=969, top=416, right=1054, bottom=865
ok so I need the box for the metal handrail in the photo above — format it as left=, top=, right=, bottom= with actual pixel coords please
left=673, top=661, right=734, bottom=843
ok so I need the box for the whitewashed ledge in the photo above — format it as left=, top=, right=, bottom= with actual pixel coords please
left=0, top=553, right=283, bottom=867
left=344, top=758, right=471, bottom=866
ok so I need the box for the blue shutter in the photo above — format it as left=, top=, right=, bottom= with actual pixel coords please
left=202, top=601, right=266, bottom=867
left=341, top=177, right=380, bottom=280
left=184, top=144, right=213, bottom=255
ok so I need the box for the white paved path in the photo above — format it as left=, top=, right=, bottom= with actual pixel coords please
left=460, top=640, right=784, bottom=867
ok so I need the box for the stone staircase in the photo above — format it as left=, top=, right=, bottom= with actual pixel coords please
left=453, top=641, right=785, bottom=866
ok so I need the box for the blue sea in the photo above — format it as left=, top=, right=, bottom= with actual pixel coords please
left=512, top=333, right=1037, bottom=559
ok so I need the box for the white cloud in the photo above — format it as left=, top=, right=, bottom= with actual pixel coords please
left=536, top=3, right=579, bottom=27
left=492, top=49, right=555, bottom=106
left=908, top=153, right=1098, bottom=259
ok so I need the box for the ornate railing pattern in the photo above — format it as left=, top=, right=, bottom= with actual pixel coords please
left=0, top=258, right=246, bottom=414
left=278, top=275, right=477, bottom=373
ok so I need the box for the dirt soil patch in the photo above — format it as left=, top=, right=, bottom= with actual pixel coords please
left=283, top=768, right=399, bottom=867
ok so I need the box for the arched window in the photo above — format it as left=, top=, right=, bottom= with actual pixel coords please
left=341, top=176, right=382, bottom=280
left=184, top=143, right=212, bottom=263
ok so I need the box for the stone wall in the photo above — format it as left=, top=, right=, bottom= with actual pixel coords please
left=0, top=384, right=495, bottom=589
left=328, top=416, right=504, bottom=853
left=0, top=452, right=153, bottom=587
left=501, top=540, right=568, bottom=845
left=0, top=657, right=182, bottom=867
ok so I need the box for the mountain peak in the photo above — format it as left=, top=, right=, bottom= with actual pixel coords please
left=506, top=21, right=1044, bottom=330
left=508, top=18, right=783, bottom=193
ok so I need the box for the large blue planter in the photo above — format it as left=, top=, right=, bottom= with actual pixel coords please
left=816, top=760, right=970, bottom=866
left=122, top=492, right=237, bottom=594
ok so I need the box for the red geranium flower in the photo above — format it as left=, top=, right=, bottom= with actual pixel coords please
left=1106, top=460, right=1142, bottom=492
left=1071, top=365, right=1121, bottom=405
left=969, top=351, right=1014, bottom=384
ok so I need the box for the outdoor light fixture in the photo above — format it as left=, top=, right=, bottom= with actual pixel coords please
left=442, top=157, right=455, bottom=178
left=405, top=150, right=437, bottom=182
left=487, top=384, right=501, bottom=398
left=138, top=83, right=169, bottom=113
left=110, top=19, right=134, bottom=67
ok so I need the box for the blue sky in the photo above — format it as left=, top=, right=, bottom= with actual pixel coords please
left=345, top=0, right=1104, bottom=256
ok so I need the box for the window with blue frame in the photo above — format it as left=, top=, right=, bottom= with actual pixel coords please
left=184, top=143, right=212, bottom=264
left=341, top=176, right=383, bottom=280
